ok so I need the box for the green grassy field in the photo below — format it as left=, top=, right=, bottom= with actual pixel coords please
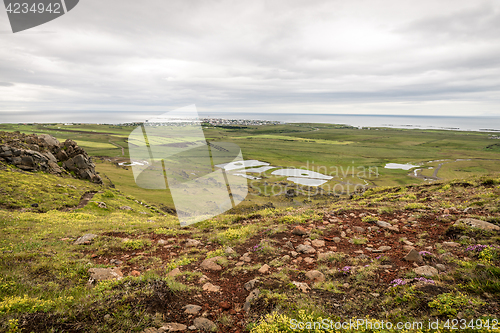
left=1, top=122, right=499, bottom=210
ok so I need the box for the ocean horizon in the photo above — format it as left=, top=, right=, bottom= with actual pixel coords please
left=1, top=111, right=500, bottom=132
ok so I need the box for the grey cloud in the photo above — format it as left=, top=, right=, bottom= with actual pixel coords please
left=400, top=3, right=500, bottom=42
left=0, top=82, right=14, bottom=86
left=0, top=0, right=500, bottom=118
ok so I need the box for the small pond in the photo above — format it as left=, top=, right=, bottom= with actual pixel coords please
left=384, top=163, right=420, bottom=170
left=216, top=160, right=269, bottom=171
left=286, top=177, right=328, bottom=186
left=271, top=168, right=333, bottom=180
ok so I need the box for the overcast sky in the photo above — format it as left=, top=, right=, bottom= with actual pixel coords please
left=1, top=0, right=500, bottom=121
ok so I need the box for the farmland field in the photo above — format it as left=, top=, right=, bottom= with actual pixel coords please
left=1, top=122, right=499, bottom=210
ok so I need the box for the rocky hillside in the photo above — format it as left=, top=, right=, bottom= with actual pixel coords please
left=0, top=131, right=102, bottom=183
left=0, top=162, right=499, bottom=332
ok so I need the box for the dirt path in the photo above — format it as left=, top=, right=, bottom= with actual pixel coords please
left=109, top=140, right=125, bottom=155
left=59, top=191, right=98, bottom=212
left=76, top=191, right=98, bottom=209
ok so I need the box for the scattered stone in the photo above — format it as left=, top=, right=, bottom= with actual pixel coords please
left=290, top=251, right=299, bottom=258
left=332, top=237, right=341, bottom=243
left=370, top=293, right=380, bottom=297
left=435, top=264, right=446, bottom=271
left=305, top=270, right=325, bottom=282
left=158, top=239, right=168, bottom=245
left=74, top=233, right=97, bottom=245
left=95, top=201, right=107, bottom=209
left=455, top=218, right=500, bottom=231
left=119, top=206, right=132, bottom=210
left=240, top=253, right=252, bottom=262
left=88, top=267, right=123, bottom=284
left=258, top=264, right=270, bottom=274
left=403, top=245, right=415, bottom=251
left=219, top=301, right=231, bottom=310
left=130, top=270, right=140, bottom=277
left=202, top=283, right=221, bottom=292
left=292, top=281, right=310, bottom=293
left=193, top=317, right=217, bottom=331
left=413, top=265, right=439, bottom=277
left=167, top=268, right=181, bottom=278
left=296, top=244, right=316, bottom=254
left=244, top=279, right=259, bottom=291
left=284, top=241, right=295, bottom=250
left=404, top=249, right=423, bottom=263
left=200, top=257, right=223, bottom=271
left=161, top=323, right=187, bottom=332
left=376, top=221, right=399, bottom=232
left=353, top=226, right=365, bottom=233
left=292, top=226, right=308, bottom=236
left=354, top=250, right=364, bottom=254
left=378, top=246, right=392, bottom=252
left=317, top=251, right=335, bottom=261
left=311, top=239, right=325, bottom=248
left=244, top=289, right=260, bottom=312
left=340, top=231, right=346, bottom=238
left=185, top=239, right=202, bottom=247
left=183, top=304, right=202, bottom=315
left=225, top=247, right=235, bottom=254
left=304, top=257, right=314, bottom=264
left=198, top=275, right=209, bottom=283
left=443, top=241, right=460, bottom=247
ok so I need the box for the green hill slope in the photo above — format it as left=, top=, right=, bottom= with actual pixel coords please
left=1, top=163, right=499, bottom=332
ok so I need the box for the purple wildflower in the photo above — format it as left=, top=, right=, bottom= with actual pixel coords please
left=414, top=277, right=435, bottom=284
left=390, top=277, right=435, bottom=288
left=340, top=266, right=352, bottom=275
left=466, top=244, right=488, bottom=252
left=419, top=251, right=433, bottom=257
left=390, top=279, right=407, bottom=287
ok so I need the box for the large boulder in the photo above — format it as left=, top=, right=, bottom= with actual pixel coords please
left=455, top=218, right=500, bottom=231
left=38, top=134, right=60, bottom=149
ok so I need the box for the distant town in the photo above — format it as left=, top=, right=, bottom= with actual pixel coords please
left=120, top=118, right=282, bottom=127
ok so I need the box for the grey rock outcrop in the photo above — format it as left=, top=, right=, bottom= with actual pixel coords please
left=0, top=131, right=102, bottom=184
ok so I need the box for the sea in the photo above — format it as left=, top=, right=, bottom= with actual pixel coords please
left=1, top=111, right=500, bottom=132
